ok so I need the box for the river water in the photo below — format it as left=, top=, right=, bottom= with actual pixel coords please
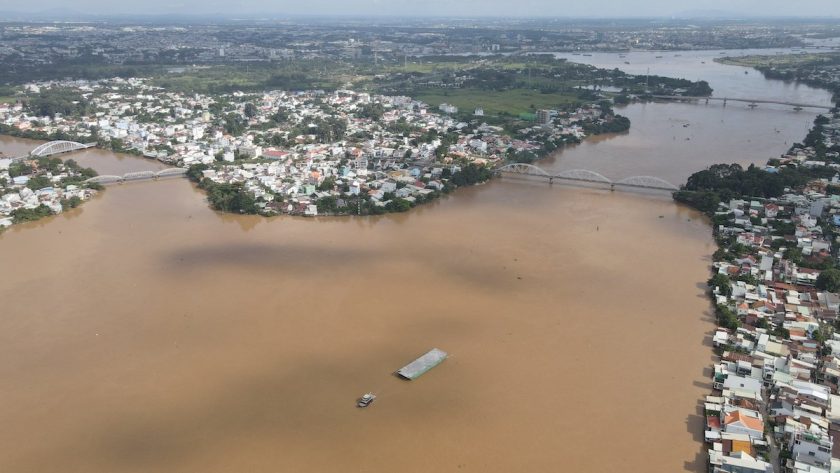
left=0, top=49, right=833, bottom=473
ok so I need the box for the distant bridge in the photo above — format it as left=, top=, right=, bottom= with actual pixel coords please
left=85, top=167, right=188, bottom=185
left=651, top=95, right=833, bottom=110
left=496, top=163, right=679, bottom=192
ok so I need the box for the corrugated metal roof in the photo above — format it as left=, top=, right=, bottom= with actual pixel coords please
left=397, top=348, right=447, bottom=380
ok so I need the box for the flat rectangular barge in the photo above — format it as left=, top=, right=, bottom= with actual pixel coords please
left=396, top=348, right=448, bottom=380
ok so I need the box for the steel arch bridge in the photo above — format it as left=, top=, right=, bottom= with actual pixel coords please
left=30, top=140, right=96, bottom=157
left=496, top=163, right=679, bottom=192
left=84, top=168, right=188, bottom=185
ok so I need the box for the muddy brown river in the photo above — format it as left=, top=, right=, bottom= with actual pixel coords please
left=0, top=50, right=833, bottom=472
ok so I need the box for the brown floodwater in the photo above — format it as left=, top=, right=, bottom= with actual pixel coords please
left=0, top=50, right=832, bottom=472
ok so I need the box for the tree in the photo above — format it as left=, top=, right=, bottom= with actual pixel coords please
left=61, top=196, right=82, bottom=210
left=715, top=305, right=740, bottom=330
left=186, top=164, right=210, bottom=183
left=11, top=204, right=53, bottom=223
left=817, top=268, right=840, bottom=292
left=244, top=102, right=258, bottom=119
left=450, top=164, right=492, bottom=187
left=202, top=182, right=257, bottom=214
left=708, top=273, right=732, bottom=296
left=26, top=175, right=53, bottom=190
left=8, top=162, right=30, bottom=178
left=385, top=198, right=412, bottom=213
left=317, top=177, right=336, bottom=191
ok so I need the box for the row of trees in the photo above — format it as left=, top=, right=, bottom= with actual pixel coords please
left=674, top=163, right=835, bottom=214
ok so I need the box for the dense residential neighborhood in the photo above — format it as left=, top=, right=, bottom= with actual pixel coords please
left=699, top=113, right=840, bottom=472
left=0, top=77, right=624, bottom=222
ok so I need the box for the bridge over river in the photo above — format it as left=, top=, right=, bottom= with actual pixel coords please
left=496, top=163, right=680, bottom=192
left=651, top=95, right=833, bottom=110
left=4, top=140, right=188, bottom=185
left=7, top=140, right=98, bottom=161
left=85, top=168, right=188, bottom=185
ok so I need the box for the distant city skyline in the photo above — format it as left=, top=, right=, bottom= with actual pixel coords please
left=3, top=0, right=840, bottom=18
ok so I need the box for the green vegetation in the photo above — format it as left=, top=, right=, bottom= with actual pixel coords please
left=61, top=196, right=82, bottom=210
left=449, top=163, right=494, bottom=187
left=708, top=273, right=733, bottom=296
left=150, top=63, right=352, bottom=94
left=8, top=161, right=30, bottom=178
left=10, top=204, right=53, bottom=223
left=414, top=88, right=580, bottom=117
left=673, top=163, right=834, bottom=214
left=185, top=164, right=257, bottom=213
left=715, top=304, right=740, bottom=330
left=817, top=268, right=840, bottom=292
left=186, top=163, right=210, bottom=183
left=25, top=88, right=91, bottom=118
left=201, top=181, right=258, bottom=214
left=718, top=53, right=835, bottom=69
left=25, top=175, right=53, bottom=190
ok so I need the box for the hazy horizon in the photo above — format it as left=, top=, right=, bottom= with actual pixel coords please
left=2, top=0, right=840, bottom=19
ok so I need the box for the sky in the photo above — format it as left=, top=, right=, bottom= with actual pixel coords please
left=2, top=0, right=840, bottom=18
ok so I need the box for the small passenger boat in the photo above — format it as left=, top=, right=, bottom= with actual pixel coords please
left=357, top=393, right=376, bottom=408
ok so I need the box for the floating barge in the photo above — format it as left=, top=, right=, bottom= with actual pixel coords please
left=396, top=348, right=448, bottom=380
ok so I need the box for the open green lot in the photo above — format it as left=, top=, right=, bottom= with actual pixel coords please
left=413, top=88, right=581, bottom=116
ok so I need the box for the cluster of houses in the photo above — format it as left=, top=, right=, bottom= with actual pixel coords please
left=0, top=166, right=97, bottom=228
left=704, top=115, right=840, bottom=472
left=771, top=116, right=840, bottom=171
left=0, top=78, right=609, bottom=216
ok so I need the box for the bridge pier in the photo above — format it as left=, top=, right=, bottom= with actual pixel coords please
left=549, top=177, right=553, bottom=185
left=610, top=184, right=615, bottom=192
left=723, top=99, right=727, bottom=107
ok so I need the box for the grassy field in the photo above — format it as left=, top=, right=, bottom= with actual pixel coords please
left=150, top=64, right=360, bottom=94
left=413, top=88, right=581, bottom=116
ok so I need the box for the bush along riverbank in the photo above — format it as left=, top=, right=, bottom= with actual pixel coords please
left=0, top=156, right=101, bottom=231
left=674, top=112, right=840, bottom=471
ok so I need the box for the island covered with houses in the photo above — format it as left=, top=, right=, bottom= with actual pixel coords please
left=0, top=76, right=632, bottom=225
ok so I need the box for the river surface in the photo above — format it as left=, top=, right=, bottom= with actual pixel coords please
left=0, top=49, right=832, bottom=472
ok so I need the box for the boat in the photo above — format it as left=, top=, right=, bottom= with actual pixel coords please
left=357, top=392, right=376, bottom=408
left=624, top=61, right=630, bottom=65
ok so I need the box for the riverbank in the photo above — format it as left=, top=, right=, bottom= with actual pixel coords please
left=716, top=53, right=840, bottom=102
left=676, top=110, right=840, bottom=470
